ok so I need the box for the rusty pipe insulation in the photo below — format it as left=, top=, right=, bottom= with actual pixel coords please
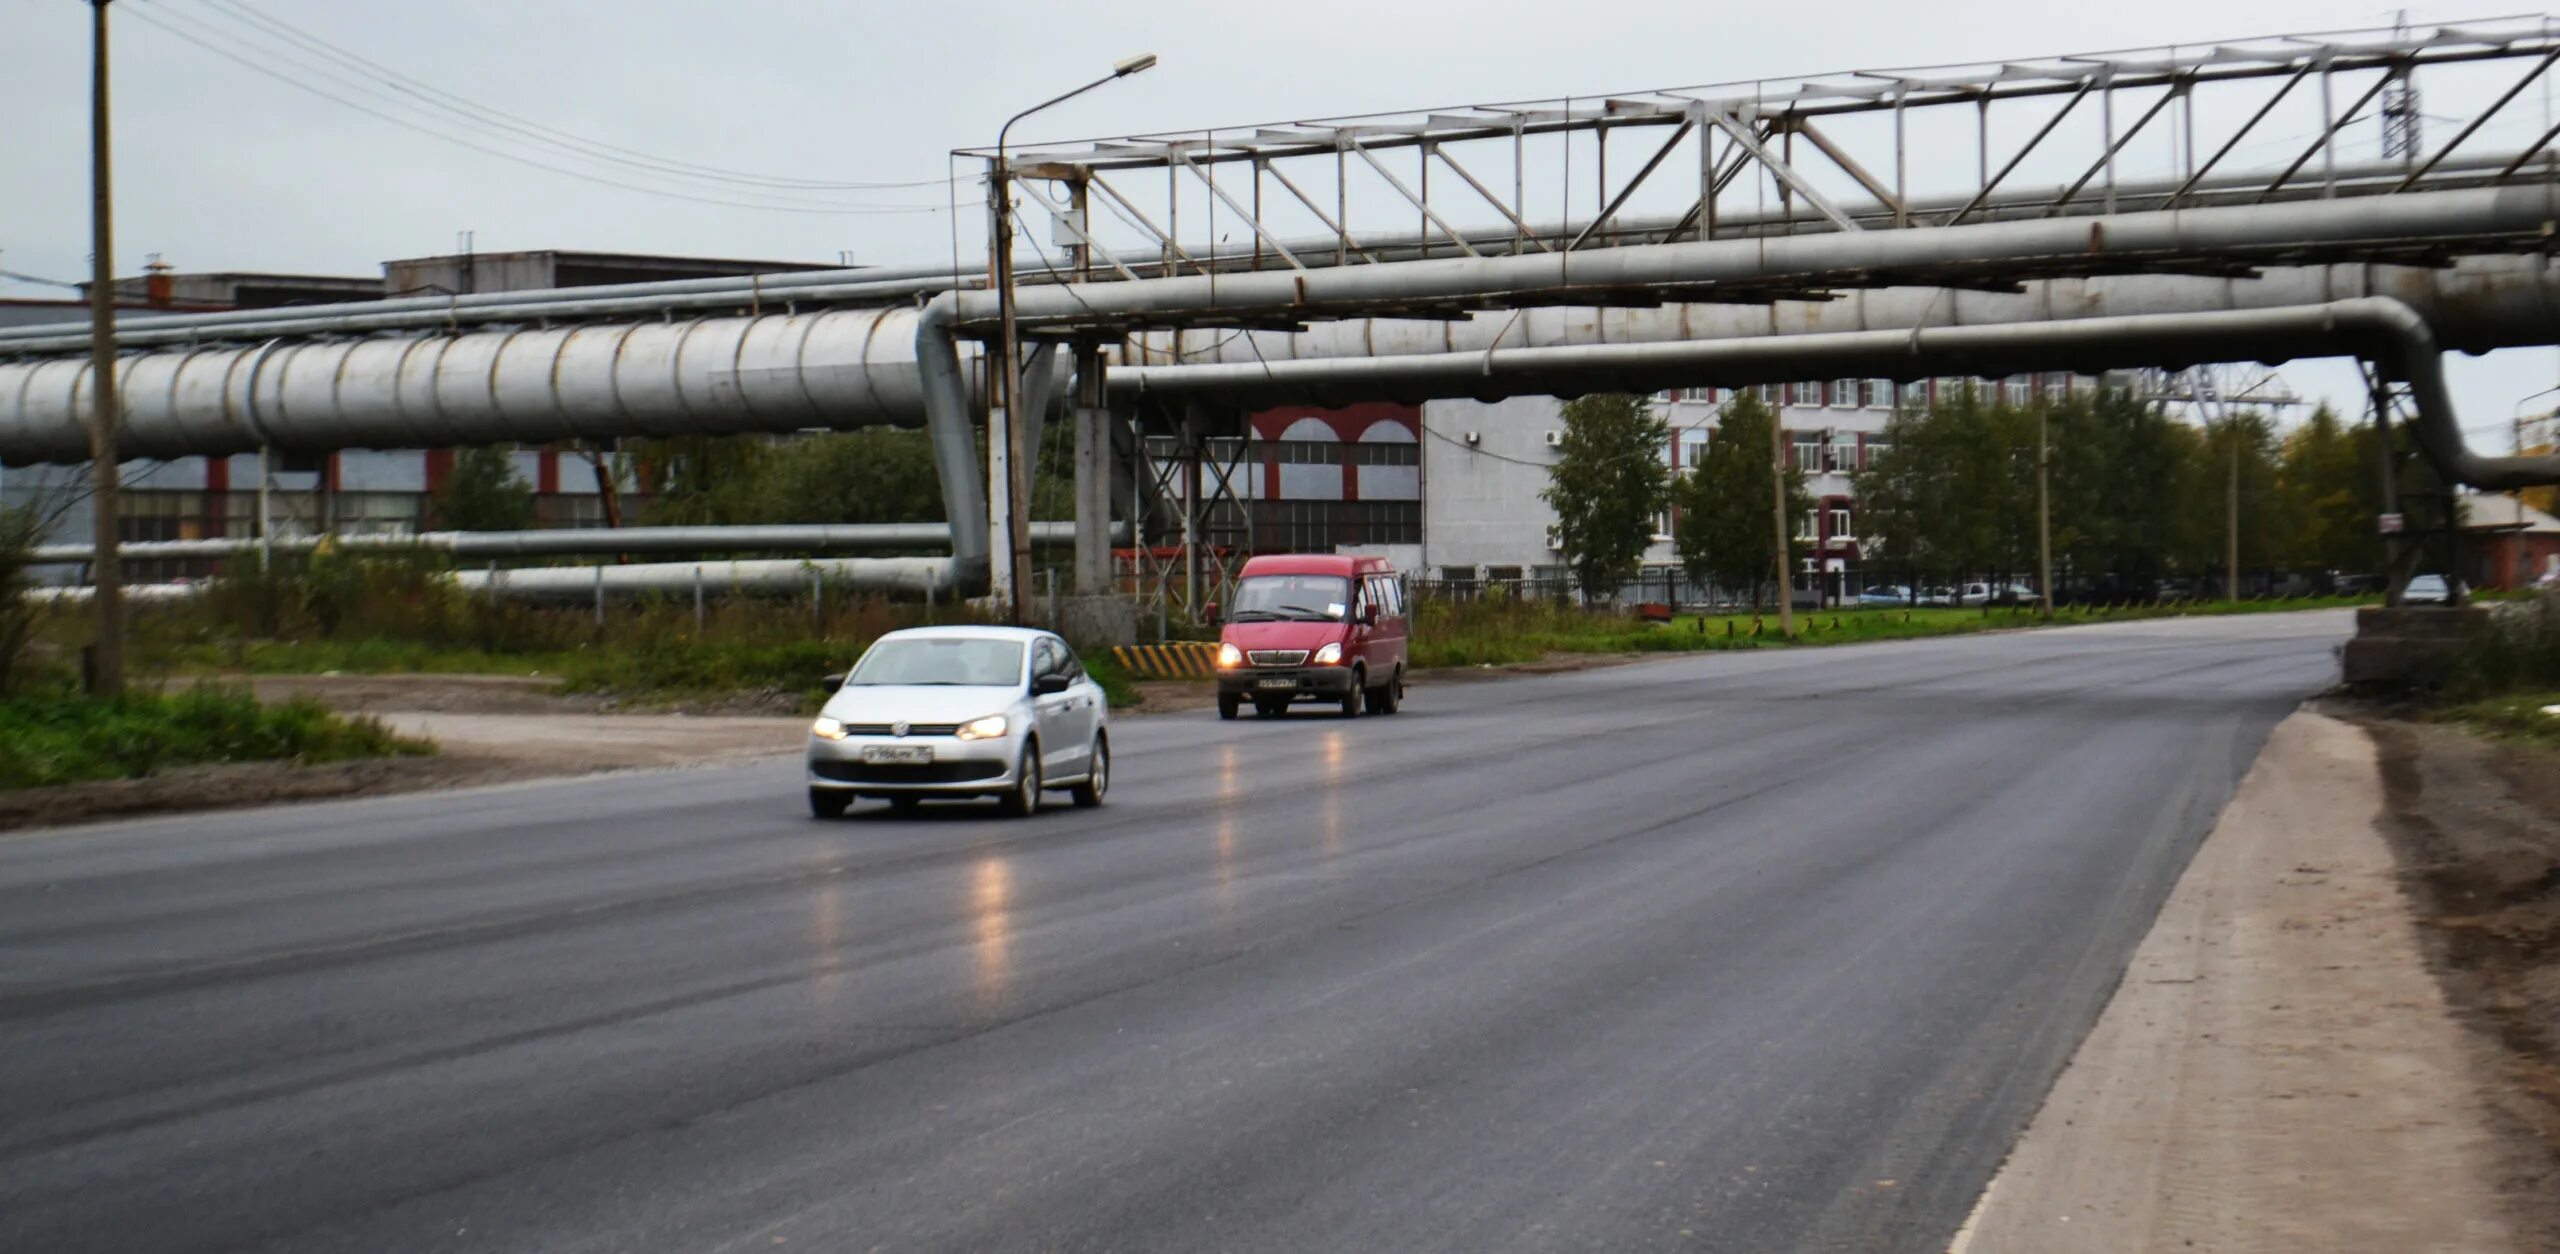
left=1113, top=297, right=2560, bottom=489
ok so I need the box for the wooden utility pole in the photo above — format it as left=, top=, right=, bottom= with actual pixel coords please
left=1770, top=410, right=1793, bottom=637
left=86, top=0, right=125, bottom=697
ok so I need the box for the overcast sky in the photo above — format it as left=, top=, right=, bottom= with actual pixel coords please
left=3, top=0, right=2556, bottom=442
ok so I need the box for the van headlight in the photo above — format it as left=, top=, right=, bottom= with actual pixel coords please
left=810, top=716, right=849, bottom=740
left=954, top=714, right=1010, bottom=741
left=1217, top=642, right=1244, bottom=669
left=1313, top=642, right=1343, bottom=665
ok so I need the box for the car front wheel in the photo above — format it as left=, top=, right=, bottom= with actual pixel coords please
left=809, top=788, right=851, bottom=820
left=1000, top=744, right=1042, bottom=818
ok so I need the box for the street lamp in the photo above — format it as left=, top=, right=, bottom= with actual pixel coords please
left=990, top=52, right=1156, bottom=621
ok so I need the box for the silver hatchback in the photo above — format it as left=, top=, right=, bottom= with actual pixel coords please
left=806, top=626, right=1111, bottom=819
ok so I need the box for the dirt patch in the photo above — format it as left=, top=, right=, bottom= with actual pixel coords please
left=1952, top=710, right=2551, bottom=1252
left=240, top=672, right=806, bottom=717
left=2364, top=713, right=2560, bottom=1207
left=2, top=698, right=807, bottom=834
left=0, top=754, right=559, bottom=834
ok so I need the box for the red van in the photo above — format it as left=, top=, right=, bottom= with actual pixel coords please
left=1210, top=554, right=1409, bottom=720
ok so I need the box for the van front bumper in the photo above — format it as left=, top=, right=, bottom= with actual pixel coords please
left=1218, top=665, right=1358, bottom=700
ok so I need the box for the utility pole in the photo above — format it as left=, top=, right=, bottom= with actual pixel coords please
left=86, top=0, right=124, bottom=697
left=990, top=53, right=1156, bottom=623
left=2037, top=405, right=2053, bottom=620
left=1770, top=408, right=1793, bottom=637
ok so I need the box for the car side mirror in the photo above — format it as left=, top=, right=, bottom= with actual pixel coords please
left=1033, top=673, right=1072, bottom=696
left=820, top=673, right=846, bottom=695
left=1204, top=602, right=1222, bottom=626
left=1361, top=603, right=1379, bottom=625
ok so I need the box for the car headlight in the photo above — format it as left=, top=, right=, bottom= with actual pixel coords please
left=1217, top=642, right=1244, bottom=669
left=954, top=714, right=1010, bottom=741
left=810, top=716, right=849, bottom=740
left=1313, top=642, right=1343, bottom=665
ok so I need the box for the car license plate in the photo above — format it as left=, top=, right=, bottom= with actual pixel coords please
left=1256, top=676, right=1297, bottom=691
left=861, top=745, right=934, bottom=765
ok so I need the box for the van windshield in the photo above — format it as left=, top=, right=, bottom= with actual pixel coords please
left=1228, top=575, right=1351, bottom=622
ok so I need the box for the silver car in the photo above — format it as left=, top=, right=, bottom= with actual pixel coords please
left=805, top=626, right=1110, bottom=819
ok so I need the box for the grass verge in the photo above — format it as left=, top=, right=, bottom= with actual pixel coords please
left=2434, top=691, right=2560, bottom=748
left=0, top=686, right=434, bottom=791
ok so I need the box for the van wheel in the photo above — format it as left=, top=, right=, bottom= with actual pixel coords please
left=1367, top=673, right=1399, bottom=715
left=1218, top=694, right=1241, bottom=720
left=1340, top=670, right=1364, bottom=718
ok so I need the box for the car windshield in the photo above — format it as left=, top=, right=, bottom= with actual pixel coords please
left=848, top=637, right=1024, bottom=687
left=1226, top=575, right=1351, bottom=622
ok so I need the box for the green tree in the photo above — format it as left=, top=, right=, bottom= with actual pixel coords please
left=429, top=446, right=536, bottom=531
left=2277, top=404, right=2381, bottom=577
left=1672, top=391, right=1811, bottom=608
left=1541, top=393, right=1673, bottom=602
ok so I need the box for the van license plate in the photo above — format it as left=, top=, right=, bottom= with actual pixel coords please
left=1256, top=676, right=1297, bottom=690
left=861, top=745, right=934, bottom=765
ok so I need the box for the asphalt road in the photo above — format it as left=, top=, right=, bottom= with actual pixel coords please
left=0, top=612, right=2349, bottom=1253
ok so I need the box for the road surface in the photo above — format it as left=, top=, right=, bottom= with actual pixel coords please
left=0, top=612, right=2348, bottom=1253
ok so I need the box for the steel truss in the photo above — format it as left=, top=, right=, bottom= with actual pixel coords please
left=968, top=16, right=2560, bottom=304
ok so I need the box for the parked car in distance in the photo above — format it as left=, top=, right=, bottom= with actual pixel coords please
left=1857, top=585, right=1915, bottom=608
left=1210, top=553, right=1410, bottom=720
left=805, top=625, right=1109, bottom=820
left=2401, top=573, right=2454, bottom=605
left=1918, top=586, right=1956, bottom=607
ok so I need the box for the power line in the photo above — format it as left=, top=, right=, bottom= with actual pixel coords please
left=119, top=1, right=948, bottom=216
left=192, top=0, right=965, bottom=194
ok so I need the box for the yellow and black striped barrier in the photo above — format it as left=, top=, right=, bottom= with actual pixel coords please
left=1111, top=641, right=1220, bottom=678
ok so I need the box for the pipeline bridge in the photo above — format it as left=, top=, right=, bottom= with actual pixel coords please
left=9, top=17, right=2560, bottom=600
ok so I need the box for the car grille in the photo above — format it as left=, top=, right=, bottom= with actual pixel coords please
left=1248, top=650, right=1309, bottom=667
left=838, top=723, right=960, bottom=737
left=811, top=760, right=1005, bottom=784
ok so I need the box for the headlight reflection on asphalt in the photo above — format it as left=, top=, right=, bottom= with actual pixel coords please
left=971, top=855, right=1014, bottom=1008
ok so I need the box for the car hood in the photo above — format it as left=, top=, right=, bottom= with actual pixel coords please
left=1222, top=620, right=1349, bottom=652
left=821, top=685, right=1022, bottom=724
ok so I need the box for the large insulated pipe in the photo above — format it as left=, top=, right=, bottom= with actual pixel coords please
left=453, top=556, right=962, bottom=600
left=1115, top=296, right=2560, bottom=490
left=9, top=190, right=2559, bottom=465
left=0, top=152, right=2532, bottom=354
left=27, top=521, right=1108, bottom=565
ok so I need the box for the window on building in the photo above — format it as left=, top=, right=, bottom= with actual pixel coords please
left=1829, top=507, right=1853, bottom=539
left=2004, top=376, right=2033, bottom=406
left=1831, top=380, right=1859, bottom=409
left=1794, top=510, right=1818, bottom=541
left=1865, top=379, right=1893, bottom=409
left=1791, top=430, right=1822, bottom=471
left=1753, top=383, right=1779, bottom=407
left=1829, top=432, right=1859, bottom=472
left=1937, top=377, right=1970, bottom=406
left=2043, top=372, right=2072, bottom=402
left=1865, top=436, right=1893, bottom=462
left=1790, top=381, right=1822, bottom=407
left=1900, top=381, right=1929, bottom=410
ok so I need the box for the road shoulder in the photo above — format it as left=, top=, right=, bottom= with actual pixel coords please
left=1949, top=709, right=2538, bottom=1253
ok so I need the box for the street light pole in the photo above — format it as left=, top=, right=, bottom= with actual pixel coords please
left=86, top=0, right=124, bottom=697
left=991, top=52, right=1155, bottom=622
